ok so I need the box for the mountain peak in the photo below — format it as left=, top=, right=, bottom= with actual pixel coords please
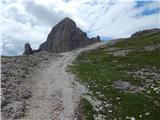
left=62, top=17, right=74, bottom=21
left=39, top=17, right=100, bottom=53
left=58, top=17, right=76, bottom=26
left=23, top=17, right=100, bottom=54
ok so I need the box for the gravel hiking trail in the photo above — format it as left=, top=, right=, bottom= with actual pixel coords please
left=23, top=42, right=106, bottom=120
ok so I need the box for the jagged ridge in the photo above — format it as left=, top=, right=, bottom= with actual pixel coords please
left=23, top=17, right=100, bottom=55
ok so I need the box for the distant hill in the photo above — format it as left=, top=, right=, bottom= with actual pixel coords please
left=131, top=28, right=160, bottom=38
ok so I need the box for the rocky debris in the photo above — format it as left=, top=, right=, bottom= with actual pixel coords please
left=106, top=38, right=126, bottom=46
left=74, top=95, right=107, bottom=120
left=131, top=28, right=160, bottom=38
left=1, top=51, right=56, bottom=120
left=126, top=68, right=160, bottom=89
left=39, top=17, right=100, bottom=53
left=113, top=80, right=145, bottom=93
left=107, top=49, right=133, bottom=56
left=143, top=44, right=160, bottom=51
left=106, top=47, right=119, bottom=52
left=127, top=68, right=160, bottom=81
left=113, top=80, right=132, bottom=90
left=2, top=101, right=25, bottom=119
left=23, top=43, right=33, bottom=55
left=123, top=67, right=160, bottom=106
left=105, top=46, right=134, bottom=57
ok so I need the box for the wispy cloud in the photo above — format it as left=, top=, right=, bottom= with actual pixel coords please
left=1, top=0, right=160, bottom=56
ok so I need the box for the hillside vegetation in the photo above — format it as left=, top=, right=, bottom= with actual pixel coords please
left=71, top=30, right=160, bottom=120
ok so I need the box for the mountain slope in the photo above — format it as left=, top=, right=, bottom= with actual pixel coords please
left=70, top=29, right=160, bottom=120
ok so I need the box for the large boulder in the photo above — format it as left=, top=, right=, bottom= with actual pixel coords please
left=39, top=17, right=100, bottom=53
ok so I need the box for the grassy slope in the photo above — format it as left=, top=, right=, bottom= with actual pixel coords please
left=70, top=31, right=160, bottom=120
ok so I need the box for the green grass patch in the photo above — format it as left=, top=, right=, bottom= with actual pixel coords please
left=79, top=98, right=95, bottom=120
left=107, top=32, right=160, bottom=49
left=70, top=31, right=160, bottom=120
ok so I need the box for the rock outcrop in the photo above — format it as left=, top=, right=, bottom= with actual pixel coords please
left=39, top=17, right=100, bottom=53
left=23, top=44, right=41, bottom=55
left=23, top=43, right=33, bottom=55
left=89, top=35, right=101, bottom=44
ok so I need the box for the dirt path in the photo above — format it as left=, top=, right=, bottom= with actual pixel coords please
left=23, top=42, right=106, bottom=120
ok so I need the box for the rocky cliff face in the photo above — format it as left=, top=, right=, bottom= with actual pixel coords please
left=39, top=17, right=100, bottom=53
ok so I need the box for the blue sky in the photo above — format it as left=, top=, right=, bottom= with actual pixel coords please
left=1, top=0, right=160, bottom=56
left=141, top=7, right=160, bottom=15
left=135, top=1, right=160, bottom=16
left=135, top=1, right=152, bottom=7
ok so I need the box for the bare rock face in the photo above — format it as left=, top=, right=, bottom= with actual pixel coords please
left=23, top=43, right=33, bottom=55
left=39, top=17, right=100, bottom=53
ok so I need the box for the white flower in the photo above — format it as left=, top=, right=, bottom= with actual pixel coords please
left=145, top=112, right=150, bottom=115
left=105, top=104, right=109, bottom=107
left=131, top=117, right=135, bottom=120
left=153, top=87, right=158, bottom=91
left=147, top=90, right=151, bottom=94
left=116, top=97, right=120, bottom=100
left=108, top=110, right=112, bottom=113
left=126, top=116, right=130, bottom=119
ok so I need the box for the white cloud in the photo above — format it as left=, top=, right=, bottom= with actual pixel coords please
left=2, top=18, right=48, bottom=55
left=24, top=1, right=68, bottom=26
left=1, top=0, right=160, bottom=55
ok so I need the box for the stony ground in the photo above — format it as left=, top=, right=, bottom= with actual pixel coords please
left=1, top=42, right=106, bottom=120
left=1, top=51, right=57, bottom=119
